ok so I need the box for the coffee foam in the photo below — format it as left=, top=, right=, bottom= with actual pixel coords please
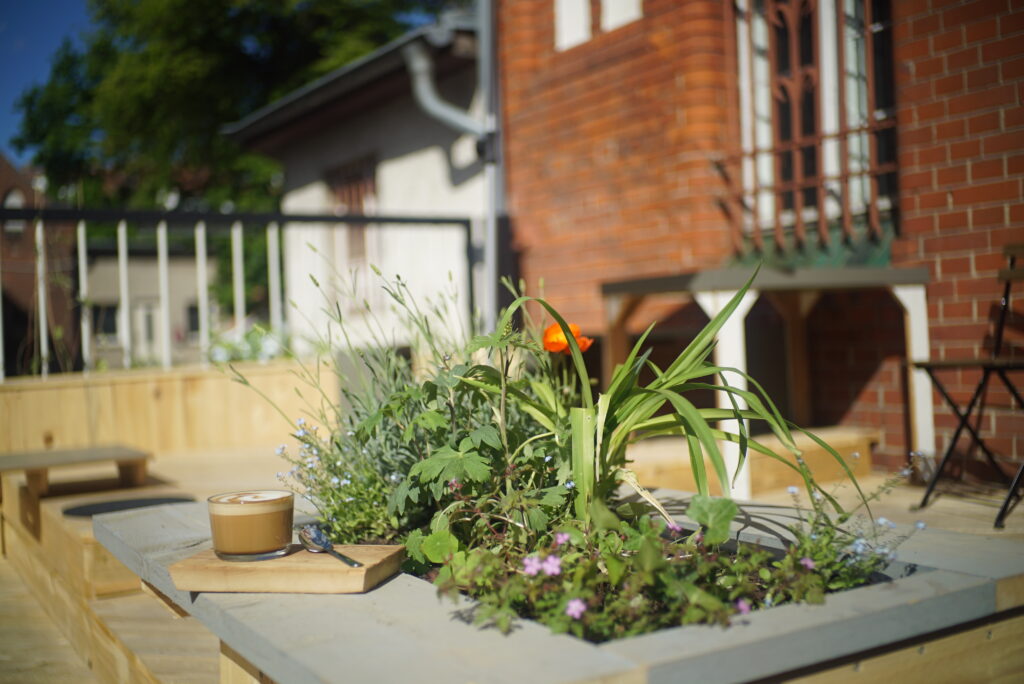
left=208, top=490, right=293, bottom=515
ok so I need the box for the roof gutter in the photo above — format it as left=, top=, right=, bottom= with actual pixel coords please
left=400, top=40, right=485, bottom=137
left=402, top=2, right=500, bottom=331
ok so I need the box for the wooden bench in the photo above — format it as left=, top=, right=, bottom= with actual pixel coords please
left=0, top=445, right=151, bottom=498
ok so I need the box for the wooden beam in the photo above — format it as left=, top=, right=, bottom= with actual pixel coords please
left=602, top=293, right=643, bottom=389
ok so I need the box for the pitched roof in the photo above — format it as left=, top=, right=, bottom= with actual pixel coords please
left=222, top=11, right=476, bottom=147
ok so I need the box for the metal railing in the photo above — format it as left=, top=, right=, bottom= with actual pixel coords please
left=0, top=207, right=474, bottom=382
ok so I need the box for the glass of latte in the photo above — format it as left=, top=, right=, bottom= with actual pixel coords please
left=207, top=490, right=294, bottom=561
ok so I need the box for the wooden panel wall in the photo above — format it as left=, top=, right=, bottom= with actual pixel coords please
left=0, top=360, right=338, bottom=454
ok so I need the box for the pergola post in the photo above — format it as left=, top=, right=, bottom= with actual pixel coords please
left=602, top=293, right=643, bottom=387
left=891, top=283, right=936, bottom=461
left=694, top=289, right=759, bottom=499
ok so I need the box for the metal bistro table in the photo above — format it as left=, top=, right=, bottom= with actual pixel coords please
left=93, top=498, right=1024, bottom=684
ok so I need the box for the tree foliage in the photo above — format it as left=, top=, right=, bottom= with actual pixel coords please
left=12, top=0, right=452, bottom=210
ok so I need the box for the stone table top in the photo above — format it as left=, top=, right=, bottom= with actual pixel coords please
left=93, top=493, right=1024, bottom=684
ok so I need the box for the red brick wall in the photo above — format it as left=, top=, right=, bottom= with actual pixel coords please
left=498, top=0, right=1023, bottom=471
left=499, top=0, right=735, bottom=332
left=891, top=0, right=1024, bottom=467
left=0, top=155, right=79, bottom=375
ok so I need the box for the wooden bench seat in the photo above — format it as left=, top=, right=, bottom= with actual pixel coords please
left=0, top=445, right=151, bottom=498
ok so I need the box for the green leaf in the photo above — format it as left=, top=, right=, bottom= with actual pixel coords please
left=686, top=494, right=738, bottom=545
left=525, top=507, right=549, bottom=531
left=404, top=529, right=426, bottom=563
left=537, top=486, right=567, bottom=508
left=409, top=445, right=491, bottom=484
left=604, top=554, right=626, bottom=585
left=469, top=425, right=502, bottom=450
left=570, top=407, right=597, bottom=523
left=421, top=529, right=459, bottom=563
left=637, top=536, right=666, bottom=572
left=590, top=499, right=622, bottom=532
left=615, top=501, right=651, bottom=519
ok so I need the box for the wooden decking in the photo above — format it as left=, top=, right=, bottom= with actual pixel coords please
left=0, top=557, right=97, bottom=683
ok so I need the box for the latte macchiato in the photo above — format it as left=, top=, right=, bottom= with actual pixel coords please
left=207, top=490, right=294, bottom=561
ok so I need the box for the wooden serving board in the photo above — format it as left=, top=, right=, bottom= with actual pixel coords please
left=169, top=544, right=404, bottom=594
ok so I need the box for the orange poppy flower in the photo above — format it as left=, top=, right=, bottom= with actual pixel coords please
left=542, top=323, right=594, bottom=354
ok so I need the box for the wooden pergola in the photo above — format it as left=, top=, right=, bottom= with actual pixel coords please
left=600, top=266, right=932, bottom=499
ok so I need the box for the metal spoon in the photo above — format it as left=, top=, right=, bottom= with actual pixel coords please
left=299, top=525, right=363, bottom=568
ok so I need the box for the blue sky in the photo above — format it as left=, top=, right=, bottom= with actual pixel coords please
left=0, top=0, right=91, bottom=169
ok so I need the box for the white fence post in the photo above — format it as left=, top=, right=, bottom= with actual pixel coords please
left=195, top=221, right=210, bottom=364
left=77, top=220, right=91, bottom=371
left=231, top=220, right=245, bottom=340
left=267, top=221, right=283, bottom=337
left=117, top=219, right=132, bottom=368
left=35, top=218, right=49, bottom=378
left=157, top=220, right=172, bottom=369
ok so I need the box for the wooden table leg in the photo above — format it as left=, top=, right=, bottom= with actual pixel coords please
left=117, top=459, right=148, bottom=488
left=25, top=468, right=49, bottom=497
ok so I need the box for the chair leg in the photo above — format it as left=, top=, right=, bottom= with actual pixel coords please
left=995, top=463, right=1024, bottom=528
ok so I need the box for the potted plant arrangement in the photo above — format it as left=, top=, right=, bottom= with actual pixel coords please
left=249, top=268, right=916, bottom=643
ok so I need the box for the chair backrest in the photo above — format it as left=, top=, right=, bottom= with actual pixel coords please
left=994, top=244, right=1022, bottom=358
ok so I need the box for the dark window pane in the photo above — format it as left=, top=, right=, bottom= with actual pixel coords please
left=780, top=150, right=794, bottom=182
left=187, top=304, right=200, bottom=333
left=877, top=171, right=898, bottom=198
left=801, top=85, right=816, bottom=136
left=93, top=305, right=117, bottom=336
left=875, top=128, right=897, bottom=165
left=872, top=28, right=895, bottom=111
left=775, top=15, right=790, bottom=76
left=872, top=0, right=891, bottom=24
left=801, top=145, right=817, bottom=178
left=799, top=10, right=814, bottom=66
left=803, top=187, right=817, bottom=208
left=777, top=91, right=792, bottom=141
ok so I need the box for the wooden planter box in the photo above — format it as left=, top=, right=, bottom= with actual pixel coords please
left=92, top=492, right=1024, bottom=683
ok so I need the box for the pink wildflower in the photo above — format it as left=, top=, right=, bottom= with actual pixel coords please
left=666, top=520, right=682, bottom=534
left=522, top=556, right=542, bottom=576
left=542, top=554, right=562, bottom=576
left=799, top=557, right=816, bottom=570
left=565, top=598, right=587, bottom=619
left=554, top=532, right=571, bottom=547
left=735, top=599, right=751, bottom=615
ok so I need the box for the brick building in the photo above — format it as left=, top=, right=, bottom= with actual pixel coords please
left=496, top=0, right=1023, bottom=473
left=0, top=155, right=79, bottom=377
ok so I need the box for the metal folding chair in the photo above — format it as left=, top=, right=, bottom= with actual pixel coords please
left=916, top=244, right=1023, bottom=528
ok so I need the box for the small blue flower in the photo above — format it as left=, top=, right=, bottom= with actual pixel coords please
left=787, top=486, right=799, bottom=495
left=346, top=430, right=355, bottom=437
left=296, top=428, right=308, bottom=438
left=544, top=455, right=552, bottom=463
left=344, top=497, right=354, bottom=503
left=876, top=516, right=896, bottom=529
left=565, top=480, right=575, bottom=490
left=296, top=418, right=306, bottom=426
left=915, top=520, right=927, bottom=530
left=850, top=451, right=861, bottom=459
left=339, top=478, right=351, bottom=486
left=331, top=476, right=340, bottom=485
left=275, top=445, right=287, bottom=455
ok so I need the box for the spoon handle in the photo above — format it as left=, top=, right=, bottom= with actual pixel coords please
left=327, top=547, right=363, bottom=568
